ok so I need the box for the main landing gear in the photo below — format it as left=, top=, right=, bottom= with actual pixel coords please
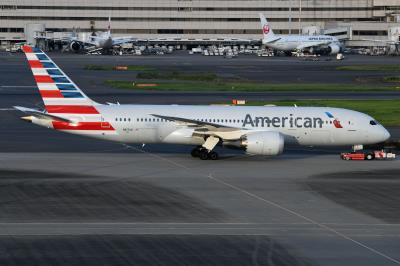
left=192, top=136, right=220, bottom=160
left=191, top=146, right=219, bottom=160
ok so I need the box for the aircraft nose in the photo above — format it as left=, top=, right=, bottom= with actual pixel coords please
left=382, top=127, right=391, bottom=142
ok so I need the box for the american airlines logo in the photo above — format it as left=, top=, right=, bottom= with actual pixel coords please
left=263, top=24, right=270, bottom=34
left=242, top=114, right=324, bottom=128
left=325, top=112, right=343, bottom=128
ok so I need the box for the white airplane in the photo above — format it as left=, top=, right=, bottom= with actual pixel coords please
left=259, top=14, right=342, bottom=55
left=15, top=46, right=390, bottom=160
left=66, top=16, right=136, bottom=53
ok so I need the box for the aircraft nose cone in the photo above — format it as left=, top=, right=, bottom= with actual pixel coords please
left=382, top=128, right=391, bottom=142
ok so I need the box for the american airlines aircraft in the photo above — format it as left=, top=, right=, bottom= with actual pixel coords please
left=16, top=46, right=390, bottom=160
left=259, top=14, right=342, bottom=55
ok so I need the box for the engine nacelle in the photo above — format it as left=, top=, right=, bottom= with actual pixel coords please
left=309, top=44, right=341, bottom=55
left=70, top=41, right=82, bottom=52
left=328, top=44, right=340, bottom=55
left=242, top=131, right=284, bottom=156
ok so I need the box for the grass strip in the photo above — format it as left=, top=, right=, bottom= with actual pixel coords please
left=105, top=80, right=399, bottom=92
left=337, top=65, right=400, bottom=72
left=383, top=76, right=400, bottom=83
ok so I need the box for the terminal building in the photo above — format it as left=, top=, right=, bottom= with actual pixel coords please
left=0, top=0, right=399, bottom=48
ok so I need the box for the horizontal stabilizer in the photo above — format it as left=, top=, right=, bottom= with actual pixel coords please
left=14, top=106, right=72, bottom=123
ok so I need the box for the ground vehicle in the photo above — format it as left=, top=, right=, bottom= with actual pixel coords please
left=341, top=150, right=396, bottom=160
left=373, top=150, right=396, bottom=160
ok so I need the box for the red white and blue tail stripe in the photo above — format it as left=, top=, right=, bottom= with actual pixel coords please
left=22, top=45, right=116, bottom=134
left=22, top=45, right=97, bottom=113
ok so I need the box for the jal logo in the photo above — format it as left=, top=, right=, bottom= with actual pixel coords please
left=263, top=24, right=270, bottom=34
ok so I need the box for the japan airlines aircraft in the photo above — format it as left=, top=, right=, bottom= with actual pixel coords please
left=259, top=14, right=342, bottom=55
left=15, top=46, right=390, bottom=160
left=66, top=16, right=136, bottom=53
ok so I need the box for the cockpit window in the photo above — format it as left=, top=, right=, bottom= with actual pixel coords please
left=370, top=120, right=378, bottom=126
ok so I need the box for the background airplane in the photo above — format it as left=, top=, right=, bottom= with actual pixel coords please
left=64, top=16, right=137, bottom=53
left=15, top=46, right=390, bottom=160
left=259, top=13, right=343, bottom=55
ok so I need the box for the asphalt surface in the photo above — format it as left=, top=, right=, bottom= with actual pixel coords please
left=0, top=51, right=400, bottom=265
left=0, top=153, right=399, bottom=266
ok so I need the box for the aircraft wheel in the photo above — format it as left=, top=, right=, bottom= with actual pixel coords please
left=209, top=151, right=219, bottom=160
left=191, top=147, right=201, bottom=157
left=199, top=150, right=209, bottom=160
left=365, top=154, right=374, bottom=160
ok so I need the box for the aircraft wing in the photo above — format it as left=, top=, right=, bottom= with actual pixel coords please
left=87, top=47, right=106, bottom=54
left=112, top=37, right=138, bottom=45
left=14, top=106, right=72, bottom=123
left=151, top=114, right=246, bottom=140
left=296, top=41, right=331, bottom=50
left=63, top=36, right=98, bottom=46
left=263, top=37, right=282, bottom=44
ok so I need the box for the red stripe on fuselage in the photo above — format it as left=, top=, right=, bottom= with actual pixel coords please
left=22, top=46, right=33, bottom=53
left=28, top=60, right=43, bottom=68
left=52, top=121, right=114, bottom=131
left=39, top=90, right=64, bottom=98
left=35, top=75, right=54, bottom=83
left=46, top=105, right=99, bottom=114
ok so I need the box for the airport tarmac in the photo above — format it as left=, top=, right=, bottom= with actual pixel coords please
left=1, top=52, right=400, bottom=265
left=0, top=152, right=399, bottom=265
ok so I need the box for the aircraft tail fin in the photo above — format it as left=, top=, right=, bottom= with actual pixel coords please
left=259, top=13, right=275, bottom=42
left=22, top=45, right=100, bottom=115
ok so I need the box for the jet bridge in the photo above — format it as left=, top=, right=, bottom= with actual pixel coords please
left=323, top=26, right=351, bottom=41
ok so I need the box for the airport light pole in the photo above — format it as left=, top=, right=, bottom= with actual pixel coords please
left=299, top=0, right=302, bottom=35
left=289, top=0, right=292, bottom=34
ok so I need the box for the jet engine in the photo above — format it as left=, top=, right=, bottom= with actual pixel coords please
left=309, top=44, right=341, bottom=55
left=327, top=43, right=340, bottom=55
left=241, top=131, right=284, bottom=156
left=69, top=41, right=82, bottom=52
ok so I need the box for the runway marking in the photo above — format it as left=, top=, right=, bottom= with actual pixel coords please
left=207, top=173, right=400, bottom=265
left=127, top=148, right=400, bottom=265
left=3, top=151, right=399, bottom=263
